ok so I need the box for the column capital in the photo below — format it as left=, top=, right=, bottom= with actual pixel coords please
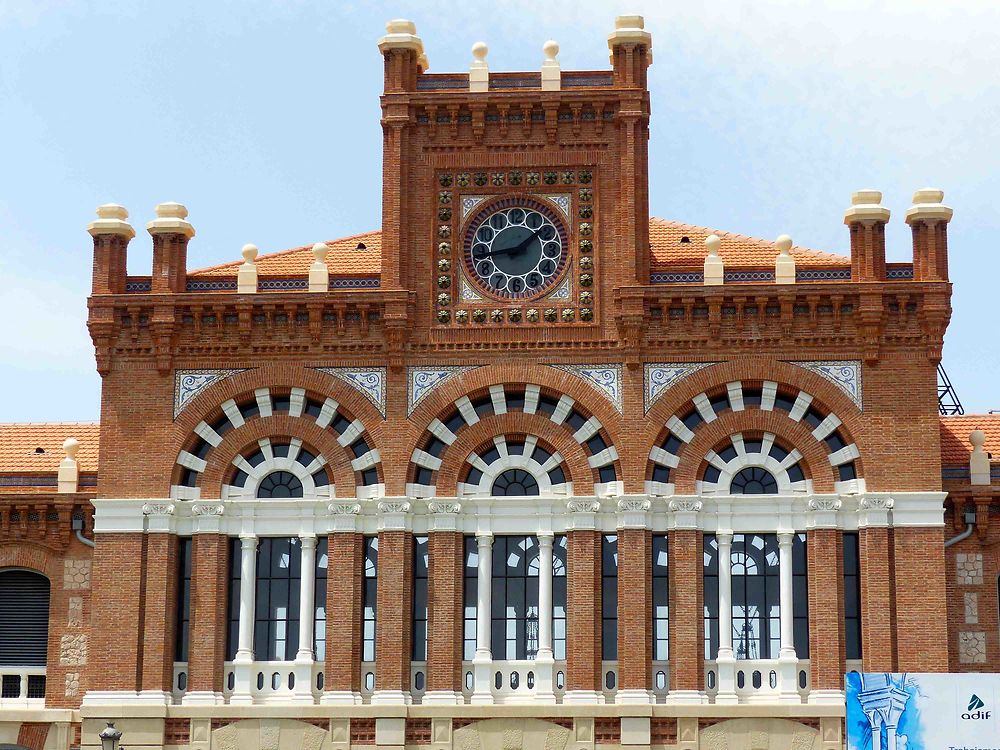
left=239, top=533, right=257, bottom=544
left=299, top=534, right=317, bottom=548
left=777, top=530, right=795, bottom=545
left=668, top=498, right=702, bottom=530
left=428, top=501, right=461, bottom=532
left=716, top=530, right=733, bottom=546
left=616, top=495, right=651, bottom=529
left=566, top=499, right=600, bottom=530
left=537, top=531, right=554, bottom=545
left=191, top=503, right=225, bottom=534
left=858, top=495, right=893, bottom=528
left=475, top=531, right=493, bottom=545
left=807, top=496, right=843, bottom=529
left=328, top=501, right=362, bottom=532
left=377, top=499, right=412, bottom=532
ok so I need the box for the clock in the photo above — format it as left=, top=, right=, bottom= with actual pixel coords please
left=463, top=201, right=568, bottom=300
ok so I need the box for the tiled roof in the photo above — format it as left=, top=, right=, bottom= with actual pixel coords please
left=188, top=220, right=847, bottom=278
left=192, top=231, right=382, bottom=277
left=0, top=422, right=100, bottom=474
left=648, top=218, right=848, bottom=269
left=939, top=415, right=1000, bottom=464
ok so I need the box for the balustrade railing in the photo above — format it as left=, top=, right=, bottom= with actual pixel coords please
left=461, top=660, right=567, bottom=704
left=221, top=661, right=323, bottom=704
left=601, top=661, right=619, bottom=703
left=704, top=659, right=810, bottom=703
left=652, top=661, right=670, bottom=702
left=172, top=662, right=188, bottom=703
left=0, top=667, right=46, bottom=707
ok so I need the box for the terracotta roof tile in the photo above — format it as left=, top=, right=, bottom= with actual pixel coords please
left=649, top=218, right=847, bottom=269
left=0, top=422, right=100, bottom=474
left=188, top=220, right=848, bottom=279
left=940, top=415, right=1000, bottom=464
left=192, top=231, right=381, bottom=278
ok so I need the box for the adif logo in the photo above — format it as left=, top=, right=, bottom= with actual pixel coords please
left=962, top=694, right=990, bottom=720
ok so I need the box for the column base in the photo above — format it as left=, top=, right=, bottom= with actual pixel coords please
left=319, top=690, right=363, bottom=705
left=371, top=689, right=410, bottom=705
left=808, top=688, right=845, bottom=705
left=664, top=690, right=708, bottom=705
left=562, top=689, right=602, bottom=705
left=470, top=691, right=494, bottom=705
left=181, top=691, right=227, bottom=705
left=615, top=688, right=653, bottom=705
left=421, top=690, right=462, bottom=705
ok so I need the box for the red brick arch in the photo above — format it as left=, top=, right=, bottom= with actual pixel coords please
left=433, top=411, right=597, bottom=496
left=0, top=542, right=63, bottom=580
left=641, top=357, right=867, bottom=483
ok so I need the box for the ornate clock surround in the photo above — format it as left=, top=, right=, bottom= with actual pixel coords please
left=433, top=168, right=597, bottom=327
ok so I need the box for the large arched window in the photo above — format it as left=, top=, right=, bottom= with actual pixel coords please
left=256, top=471, right=304, bottom=499
left=491, top=469, right=540, bottom=496
left=460, top=436, right=571, bottom=497
left=730, top=467, right=779, bottom=495
left=0, top=570, right=50, bottom=702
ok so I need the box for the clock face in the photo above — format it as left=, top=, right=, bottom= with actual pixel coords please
left=464, top=204, right=566, bottom=299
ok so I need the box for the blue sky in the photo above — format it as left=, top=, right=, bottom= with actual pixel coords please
left=1, top=0, right=998, bottom=422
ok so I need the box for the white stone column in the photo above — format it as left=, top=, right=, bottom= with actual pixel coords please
left=715, top=531, right=738, bottom=704
left=534, top=533, right=556, bottom=702
left=776, top=531, right=799, bottom=703
left=292, top=535, right=318, bottom=703
left=230, top=534, right=257, bottom=705
left=472, top=533, right=494, bottom=704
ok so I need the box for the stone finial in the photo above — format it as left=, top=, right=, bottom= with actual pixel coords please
left=844, top=189, right=891, bottom=225
left=146, top=202, right=195, bottom=238
left=905, top=188, right=953, bottom=224
left=378, top=18, right=425, bottom=56
left=237, top=243, right=258, bottom=294
left=541, top=40, right=561, bottom=91
left=704, top=234, right=724, bottom=286
left=469, top=41, right=489, bottom=93
left=608, top=14, right=653, bottom=58
left=775, top=234, right=796, bottom=284
left=309, top=242, right=330, bottom=292
left=970, top=429, right=990, bottom=485
left=58, top=438, right=80, bottom=494
left=87, top=203, right=135, bottom=239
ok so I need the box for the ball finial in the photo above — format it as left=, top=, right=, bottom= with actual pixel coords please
left=63, top=437, right=79, bottom=459
left=312, top=242, right=330, bottom=263
left=543, top=40, right=559, bottom=60
left=776, top=234, right=793, bottom=254
left=970, top=430, right=987, bottom=449
left=472, top=41, right=488, bottom=61
left=241, top=244, right=258, bottom=263
left=705, top=234, right=721, bottom=255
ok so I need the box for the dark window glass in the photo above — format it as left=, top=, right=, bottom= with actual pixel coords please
left=271, top=443, right=289, bottom=458
left=211, top=413, right=233, bottom=437
left=257, top=471, right=304, bottom=499
left=553, top=536, right=567, bottom=660
left=731, top=534, right=780, bottom=660
left=415, top=466, right=434, bottom=486
left=412, top=536, right=429, bottom=661
left=463, top=537, right=479, bottom=660
left=703, top=535, right=719, bottom=660
left=566, top=410, right=587, bottom=431
left=424, top=436, right=447, bottom=458
left=231, top=469, right=249, bottom=488
left=444, top=411, right=466, bottom=434
left=312, top=468, right=330, bottom=487
left=492, top=469, right=539, bottom=496
left=362, top=468, right=380, bottom=486
left=180, top=468, right=198, bottom=487
left=506, top=441, right=525, bottom=455
left=272, top=394, right=291, bottom=413
left=773, top=394, right=795, bottom=412
left=315, top=537, right=328, bottom=659
left=718, top=444, right=739, bottom=463
left=682, top=409, right=704, bottom=431
left=792, top=533, right=809, bottom=658
left=537, top=396, right=558, bottom=415
left=839, top=462, right=857, bottom=481
left=363, top=537, right=378, bottom=662
left=825, top=431, right=847, bottom=452
left=192, top=437, right=211, bottom=460
left=767, top=444, right=789, bottom=462
left=843, top=532, right=862, bottom=660
left=710, top=395, right=730, bottom=414
left=465, top=467, right=483, bottom=485
left=331, top=413, right=352, bottom=435
left=296, top=448, right=316, bottom=467
left=652, top=535, right=669, bottom=660
left=598, top=465, right=617, bottom=483
left=585, top=434, right=608, bottom=454
left=602, top=535, right=618, bottom=661
left=531, top=446, right=553, bottom=465
left=652, top=465, right=671, bottom=483
left=662, top=435, right=684, bottom=454
left=472, top=396, right=493, bottom=418
left=305, top=399, right=323, bottom=418
left=547, top=465, right=566, bottom=485
left=226, top=537, right=242, bottom=660
left=730, top=467, right=778, bottom=495
left=239, top=399, right=260, bottom=420
left=491, top=536, right=540, bottom=659
left=743, top=388, right=762, bottom=407
left=254, top=537, right=302, bottom=661
left=802, top=407, right=823, bottom=429
left=787, top=463, right=805, bottom=484
left=175, top=537, right=192, bottom=662
left=350, top=437, right=370, bottom=458
left=481, top=446, right=500, bottom=465
left=506, top=389, right=525, bottom=411
left=703, top=465, right=722, bottom=484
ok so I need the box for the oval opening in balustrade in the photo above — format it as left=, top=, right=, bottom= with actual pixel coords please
left=737, top=671, right=746, bottom=689
left=317, top=672, right=324, bottom=690
left=256, top=672, right=265, bottom=690
left=288, top=672, right=295, bottom=689
left=178, top=672, right=187, bottom=691
left=510, top=672, right=520, bottom=689
left=414, top=671, right=425, bottom=690
left=465, top=671, right=473, bottom=690
left=494, top=672, right=502, bottom=690
left=271, top=672, right=281, bottom=690
left=226, top=672, right=234, bottom=691
left=526, top=671, right=534, bottom=689
left=605, top=671, right=616, bottom=690
left=556, top=671, right=565, bottom=690
left=655, top=671, right=666, bottom=690
left=798, top=670, right=807, bottom=689
left=769, top=671, right=777, bottom=689
left=752, top=671, right=762, bottom=689
left=365, top=672, right=375, bottom=691
left=707, top=670, right=716, bottom=690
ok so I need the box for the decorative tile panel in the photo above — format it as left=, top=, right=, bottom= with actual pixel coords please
left=316, top=367, right=387, bottom=418
left=788, top=360, right=862, bottom=410
left=959, top=631, right=987, bottom=664
left=540, top=193, right=571, bottom=218
left=408, top=366, right=481, bottom=416
left=549, top=364, right=623, bottom=414
left=174, top=369, right=248, bottom=418
left=459, top=272, right=484, bottom=302
left=461, top=194, right=490, bottom=220
left=545, top=275, right=571, bottom=301
left=644, top=363, right=717, bottom=413
left=956, top=552, right=984, bottom=585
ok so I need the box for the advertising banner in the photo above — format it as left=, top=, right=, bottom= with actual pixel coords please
left=846, top=673, right=1000, bottom=750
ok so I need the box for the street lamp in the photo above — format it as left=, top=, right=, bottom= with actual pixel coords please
left=98, top=722, right=122, bottom=750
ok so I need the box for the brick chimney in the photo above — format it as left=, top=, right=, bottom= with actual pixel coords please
left=905, top=188, right=952, bottom=282
left=147, top=202, right=195, bottom=294
left=87, top=204, right=134, bottom=295
left=844, top=190, right=890, bottom=282
left=378, top=19, right=425, bottom=93
left=608, top=15, right=652, bottom=88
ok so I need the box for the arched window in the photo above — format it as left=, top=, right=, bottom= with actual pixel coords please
left=491, top=469, right=540, bottom=496
left=730, top=467, right=779, bottom=495
left=256, top=471, right=304, bottom=499
left=0, top=570, right=50, bottom=701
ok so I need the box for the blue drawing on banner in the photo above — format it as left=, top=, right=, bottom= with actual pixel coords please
left=846, top=673, right=925, bottom=750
